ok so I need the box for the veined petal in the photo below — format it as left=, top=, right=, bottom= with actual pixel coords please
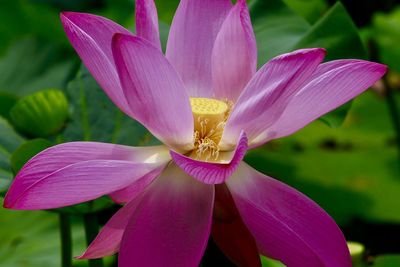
left=119, top=164, right=214, bottom=267
left=221, top=48, right=326, bottom=149
left=78, top=196, right=142, bottom=259
left=135, top=0, right=161, bottom=50
left=226, top=163, right=352, bottom=267
left=212, top=184, right=261, bottom=267
left=166, top=0, right=233, bottom=97
left=212, top=0, right=257, bottom=102
left=170, top=131, right=247, bottom=184
left=109, top=166, right=164, bottom=204
left=60, top=12, right=133, bottom=116
left=112, top=34, right=194, bottom=151
left=4, top=142, right=170, bottom=209
left=252, top=60, right=387, bottom=146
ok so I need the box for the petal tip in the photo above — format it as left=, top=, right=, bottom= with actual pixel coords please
left=376, top=62, right=388, bottom=75
left=75, top=252, right=91, bottom=260
left=2, top=197, right=11, bottom=209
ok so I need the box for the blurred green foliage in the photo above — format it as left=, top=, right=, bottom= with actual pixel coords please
left=373, top=7, right=400, bottom=72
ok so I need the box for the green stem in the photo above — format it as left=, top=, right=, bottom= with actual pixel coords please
left=59, top=213, right=72, bottom=267
left=384, top=78, right=400, bottom=169
left=83, top=214, right=104, bottom=267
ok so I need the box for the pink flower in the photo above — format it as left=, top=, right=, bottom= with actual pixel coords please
left=4, top=0, right=386, bottom=266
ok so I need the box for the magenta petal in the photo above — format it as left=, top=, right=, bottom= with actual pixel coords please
left=255, top=60, right=387, bottom=145
left=119, top=164, right=214, bottom=267
left=212, top=0, right=257, bottom=101
left=226, top=163, right=352, bottom=267
left=171, top=131, right=247, bottom=184
left=109, top=166, right=164, bottom=204
left=78, top=196, right=142, bottom=259
left=112, top=34, right=194, bottom=151
left=166, top=0, right=233, bottom=97
left=221, top=48, right=326, bottom=148
left=4, top=142, right=169, bottom=209
left=5, top=160, right=162, bottom=210
left=135, top=0, right=161, bottom=50
left=60, top=12, right=133, bottom=116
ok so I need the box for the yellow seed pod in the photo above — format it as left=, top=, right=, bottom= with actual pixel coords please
left=190, top=98, right=228, bottom=134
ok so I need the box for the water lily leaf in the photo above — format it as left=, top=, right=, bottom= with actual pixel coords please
left=10, top=139, right=52, bottom=174
left=10, top=89, right=69, bottom=138
left=0, top=117, right=25, bottom=196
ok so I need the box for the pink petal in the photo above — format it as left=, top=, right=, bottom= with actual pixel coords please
left=212, top=184, right=261, bottom=267
left=60, top=12, right=133, bottom=116
left=135, top=0, right=161, bottom=50
left=112, top=34, right=194, bottom=151
left=119, top=164, right=214, bottom=267
left=166, top=0, right=233, bottom=97
left=226, top=163, right=352, bottom=267
left=78, top=196, right=142, bottom=259
left=109, top=166, right=164, bottom=204
left=212, top=0, right=257, bottom=102
left=253, top=60, right=387, bottom=146
left=220, top=48, right=326, bottom=149
left=170, top=131, right=247, bottom=184
left=4, top=142, right=170, bottom=209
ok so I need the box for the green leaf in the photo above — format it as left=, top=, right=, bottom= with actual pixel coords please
left=10, top=89, right=69, bottom=138
left=62, top=66, right=158, bottom=146
left=155, top=0, right=179, bottom=23
left=319, top=102, right=353, bottom=128
left=373, top=255, right=400, bottom=267
left=261, top=255, right=286, bottom=267
left=0, top=92, right=18, bottom=120
left=293, top=2, right=367, bottom=60
left=0, top=38, right=75, bottom=97
left=0, top=203, right=91, bottom=267
left=0, top=117, right=25, bottom=195
left=250, top=0, right=310, bottom=64
left=0, top=0, right=70, bottom=54
left=373, top=7, right=400, bottom=72
left=283, top=0, right=328, bottom=24
left=10, top=139, right=52, bottom=174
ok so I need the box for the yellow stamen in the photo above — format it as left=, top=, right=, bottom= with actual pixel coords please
left=190, top=98, right=229, bottom=161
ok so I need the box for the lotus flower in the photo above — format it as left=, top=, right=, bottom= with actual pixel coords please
left=4, top=0, right=386, bottom=266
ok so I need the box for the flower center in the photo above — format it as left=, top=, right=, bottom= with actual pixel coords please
left=190, top=98, right=230, bottom=161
